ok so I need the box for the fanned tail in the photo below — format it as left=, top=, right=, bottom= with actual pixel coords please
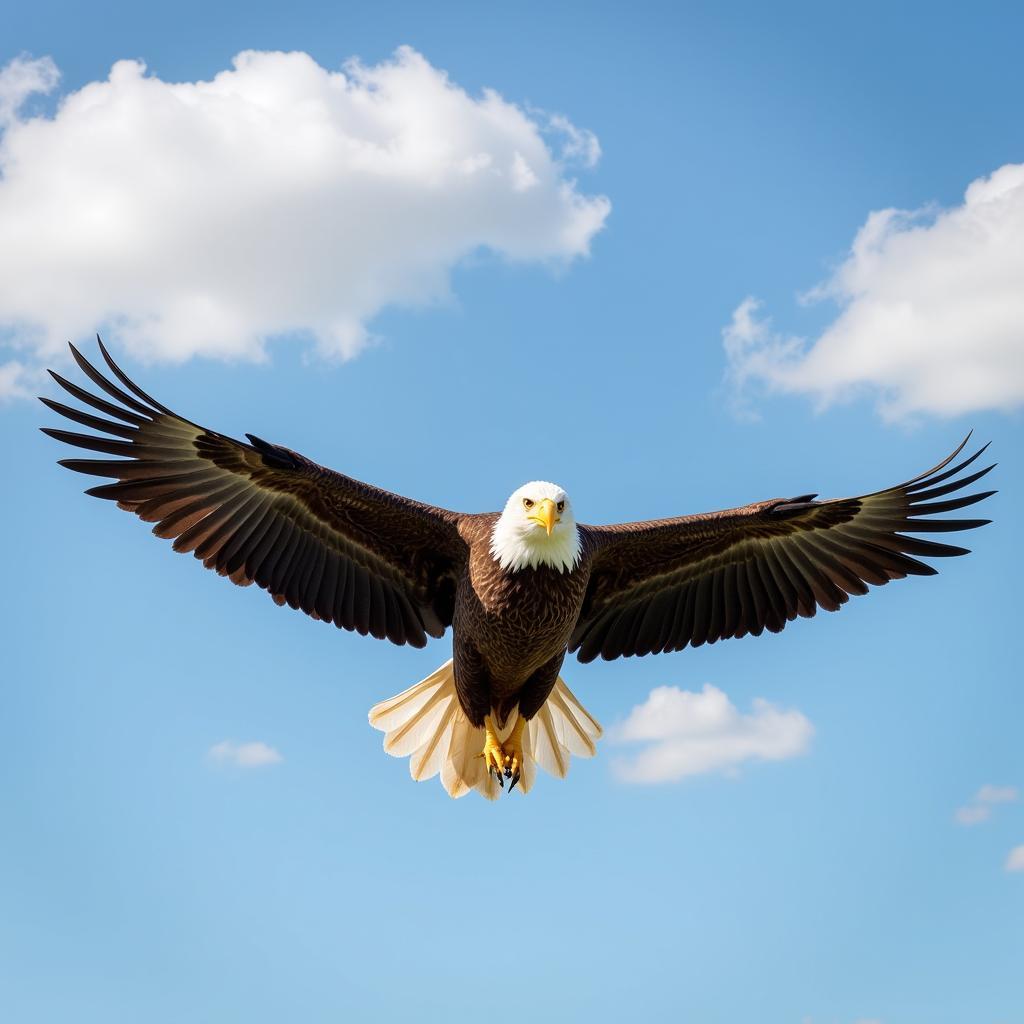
left=368, top=660, right=603, bottom=800
left=525, top=677, right=603, bottom=780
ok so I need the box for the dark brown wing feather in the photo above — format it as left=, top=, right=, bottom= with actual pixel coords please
left=40, top=339, right=467, bottom=647
left=571, top=436, right=995, bottom=663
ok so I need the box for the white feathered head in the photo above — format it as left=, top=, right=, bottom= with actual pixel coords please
left=490, top=481, right=581, bottom=573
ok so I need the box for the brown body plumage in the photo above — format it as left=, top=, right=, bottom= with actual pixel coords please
left=455, top=515, right=594, bottom=726
left=40, top=340, right=995, bottom=798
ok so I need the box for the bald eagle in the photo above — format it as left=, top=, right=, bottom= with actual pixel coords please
left=41, top=341, right=994, bottom=799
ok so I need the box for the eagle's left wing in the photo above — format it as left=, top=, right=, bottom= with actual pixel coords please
left=40, top=340, right=467, bottom=648
left=571, top=437, right=994, bottom=663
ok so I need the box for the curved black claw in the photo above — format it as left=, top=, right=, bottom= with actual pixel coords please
left=508, top=771, right=520, bottom=794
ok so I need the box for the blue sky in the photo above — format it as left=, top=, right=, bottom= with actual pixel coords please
left=2, top=3, right=1022, bottom=1022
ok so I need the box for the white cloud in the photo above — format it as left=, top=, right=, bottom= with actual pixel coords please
left=976, top=784, right=1019, bottom=804
left=0, top=48, right=609, bottom=375
left=610, top=683, right=813, bottom=784
left=723, top=162, right=1024, bottom=421
left=955, top=783, right=1018, bottom=826
left=0, top=53, right=59, bottom=124
left=0, top=360, right=31, bottom=402
left=955, top=804, right=992, bottom=826
left=1005, top=845, right=1024, bottom=873
left=546, top=112, right=601, bottom=167
left=208, top=740, right=283, bottom=768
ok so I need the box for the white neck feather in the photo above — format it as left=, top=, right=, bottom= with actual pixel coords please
left=489, top=512, right=582, bottom=574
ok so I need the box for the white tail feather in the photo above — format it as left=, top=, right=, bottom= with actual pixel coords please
left=409, top=703, right=457, bottom=781
left=368, top=659, right=602, bottom=799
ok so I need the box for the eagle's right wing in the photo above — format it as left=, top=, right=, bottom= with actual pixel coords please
left=41, top=340, right=467, bottom=647
left=572, top=437, right=995, bottom=663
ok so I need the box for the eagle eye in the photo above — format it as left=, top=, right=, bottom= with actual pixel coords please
left=557, top=500, right=565, bottom=513
left=523, top=498, right=534, bottom=509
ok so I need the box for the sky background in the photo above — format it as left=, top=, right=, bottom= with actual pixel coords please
left=2, top=2, right=1022, bottom=1022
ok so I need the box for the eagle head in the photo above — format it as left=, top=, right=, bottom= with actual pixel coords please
left=489, top=481, right=581, bottom=574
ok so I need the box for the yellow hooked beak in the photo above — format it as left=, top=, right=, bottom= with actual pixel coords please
left=528, top=497, right=559, bottom=536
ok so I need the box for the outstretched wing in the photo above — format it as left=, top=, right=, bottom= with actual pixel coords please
left=41, top=340, right=467, bottom=648
left=572, top=437, right=995, bottom=663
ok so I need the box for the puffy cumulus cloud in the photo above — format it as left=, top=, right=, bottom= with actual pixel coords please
left=954, top=783, right=1018, bottom=826
left=208, top=740, right=283, bottom=768
left=723, top=163, right=1024, bottom=421
left=0, top=48, right=609, bottom=383
left=609, top=683, right=813, bottom=784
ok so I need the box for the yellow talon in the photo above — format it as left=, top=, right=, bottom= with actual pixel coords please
left=480, top=713, right=528, bottom=792
left=482, top=716, right=506, bottom=786
left=504, top=715, right=526, bottom=790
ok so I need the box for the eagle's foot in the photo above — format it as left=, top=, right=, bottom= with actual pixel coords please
left=503, top=715, right=527, bottom=793
left=481, top=717, right=507, bottom=790
left=480, top=714, right=528, bottom=792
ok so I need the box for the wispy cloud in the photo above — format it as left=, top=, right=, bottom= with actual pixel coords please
left=0, top=360, right=30, bottom=402
left=1005, top=845, right=1024, bottom=873
left=0, top=53, right=59, bottom=124
left=954, top=784, right=1018, bottom=826
left=0, top=48, right=609, bottom=380
left=723, top=162, right=1024, bottom=421
left=208, top=740, right=284, bottom=768
left=976, top=784, right=1019, bottom=804
left=610, top=683, right=813, bottom=784
left=954, top=804, right=993, bottom=826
